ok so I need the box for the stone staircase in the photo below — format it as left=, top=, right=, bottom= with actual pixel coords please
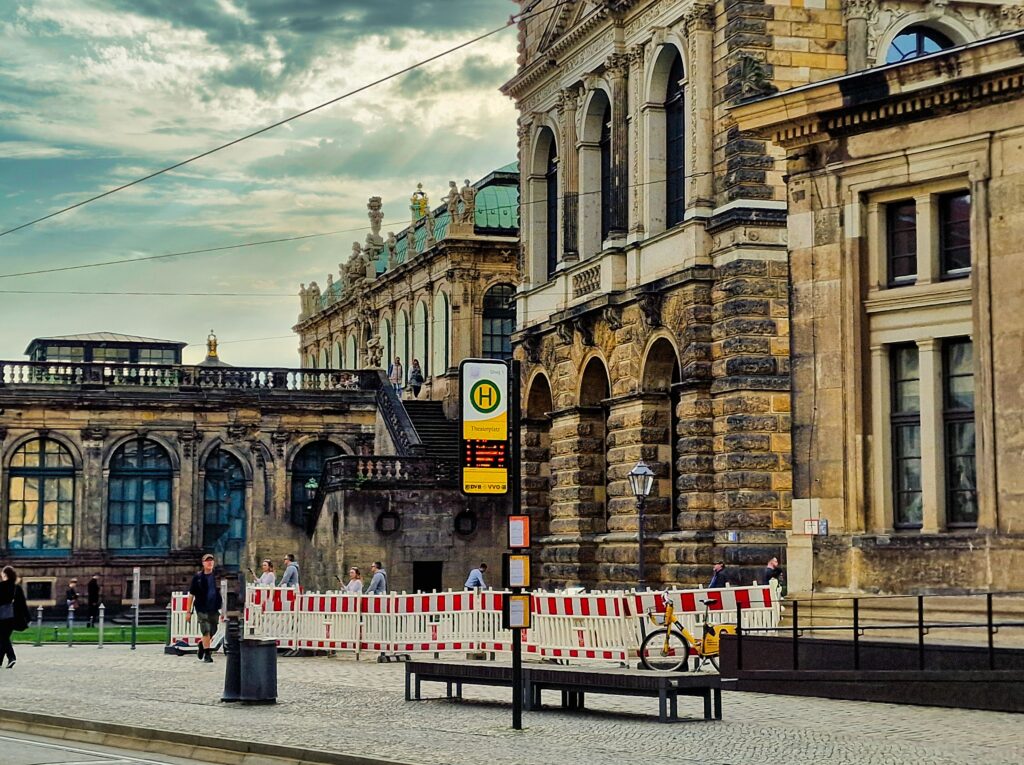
left=402, top=399, right=459, bottom=460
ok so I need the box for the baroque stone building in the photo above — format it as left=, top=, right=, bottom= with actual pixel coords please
left=734, top=24, right=1024, bottom=596
left=503, top=0, right=864, bottom=589
left=294, top=165, right=519, bottom=415
left=0, top=333, right=377, bottom=606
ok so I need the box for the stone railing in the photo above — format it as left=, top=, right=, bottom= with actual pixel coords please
left=572, top=263, right=601, bottom=298
left=0, top=361, right=380, bottom=393
left=372, top=370, right=426, bottom=457
left=325, top=455, right=458, bottom=488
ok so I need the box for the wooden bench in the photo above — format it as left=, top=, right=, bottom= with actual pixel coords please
left=404, top=661, right=725, bottom=723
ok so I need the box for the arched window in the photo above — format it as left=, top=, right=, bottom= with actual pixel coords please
left=345, top=335, right=358, bottom=370
left=380, top=317, right=393, bottom=371
left=599, top=101, right=612, bottom=242
left=396, top=309, right=409, bottom=383
left=483, top=284, right=516, bottom=361
left=108, top=438, right=172, bottom=552
left=318, top=347, right=329, bottom=369
left=545, top=137, right=558, bottom=278
left=289, top=441, right=342, bottom=526
left=665, top=55, right=686, bottom=228
left=307, top=353, right=315, bottom=369
left=886, top=26, right=954, bottom=63
left=203, top=448, right=246, bottom=571
left=332, top=342, right=342, bottom=369
left=413, top=300, right=429, bottom=376
left=432, top=292, right=449, bottom=375
left=7, top=437, right=74, bottom=553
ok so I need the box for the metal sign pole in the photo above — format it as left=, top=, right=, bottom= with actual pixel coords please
left=131, top=566, right=140, bottom=650
left=509, top=359, right=523, bottom=731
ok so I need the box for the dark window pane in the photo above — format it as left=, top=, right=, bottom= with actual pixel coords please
left=887, top=201, right=917, bottom=285
left=600, top=102, right=612, bottom=242
left=940, top=192, right=971, bottom=276
left=892, top=345, right=920, bottom=413
left=891, top=344, right=923, bottom=528
left=665, top=55, right=686, bottom=228
left=545, top=135, right=558, bottom=278
left=886, top=26, right=954, bottom=63
left=482, top=284, right=516, bottom=362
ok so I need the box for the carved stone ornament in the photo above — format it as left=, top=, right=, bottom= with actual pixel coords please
left=1001, top=7, right=1024, bottom=28
left=271, top=429, right=292, bottom=458
left=683, top=1, right=715, bottom=33
left=573, top=317, right=595, bottom=348
left=226, top=423, right=249, bottom=442
left=556, top=321, right=575, bottom=347
left=80, top=426, right=108, bottom=442
left=178, top=429, right=202, bottom=459
left=841, top=0, right=874, bottom=19
left=602, top=305, right=623, bottom=332
left=638, top=292, right=663, bottom=330
left=735, top=52, right=778, bottom=101
left=521, top=333, right=542, bottom=364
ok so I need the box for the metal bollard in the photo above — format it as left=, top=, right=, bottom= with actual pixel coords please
left=67, top=605, right=74, bottom=648
left=221, top=616, right=242, bottom=703
left=33, top=606, right=43, bottom=647
left=130, top=603, right=138, bottom=650
left=98, top=603, right=105, bottom=649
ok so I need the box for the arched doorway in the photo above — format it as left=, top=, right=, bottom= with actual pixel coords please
left=579, top=356, right=611, bottom=532
left=524, top=373, right=554, bottom=540
left=289, top=441, right=343, bottom=526
left=642, top=337, right=682, bottom=528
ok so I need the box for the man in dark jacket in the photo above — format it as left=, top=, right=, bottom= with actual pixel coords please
left=185, top=554, right=222, bottom=664
left=87, top=575, right=101, bottom=628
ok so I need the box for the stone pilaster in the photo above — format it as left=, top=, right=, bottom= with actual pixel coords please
left=557, top=88, right=580, bottom=262
left=842, top=0, right=873, bottom=73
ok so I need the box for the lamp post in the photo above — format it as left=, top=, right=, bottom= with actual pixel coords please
left=304, top=477, right=319, bottom=526
left=628, top=460, right=655, bottom=592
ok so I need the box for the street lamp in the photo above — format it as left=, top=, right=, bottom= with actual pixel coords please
left=628, top=460, right=655, bottom=592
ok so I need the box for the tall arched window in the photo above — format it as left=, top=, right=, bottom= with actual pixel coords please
left=332, top=341, right=342, bottom=369
left=289, top=441, right=342, bottom=526
left=203, top=448, right=246, bottom=571
left=665, top=55, right=686, bottom=228
left=483, top=284, right=516, bottom=361
left=432, top=292, right=449, bottom=375
left=599, top=101, right=612, bottom=242
left=886, top=26, right=954, bottom=63
left=396, top=309, right=409, bottom=382
left=318, top=347, right=329, bottom=369
left=413, top=300, right=429, bottom=376
left=380, top=317, right=393, bottom=371
left=307, top=352, right=316, bottom=369
left=108, top=438, right=172, bottom=552
left=545, top=137, right=558, bottom=278
left=7, top=437, right=74, bottom=553
left=345, top=335, right=358, bottom=370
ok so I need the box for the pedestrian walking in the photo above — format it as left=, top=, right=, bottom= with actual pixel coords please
left=0, top=566, right=31, bottom=669
left=345, top=567, right=363, bottom=593
left=253, top=559, right=276, bottom=586
left=280, top=554, right=300, bottom=588
left=185, top=554, right=222, bottom=664
left=65, top=578, right=79, bottom=626
left=387, top=356, right=404, bottom=394
left=708, top=562, right=727, bottom=589
left=409, top=359, right=424, bottom=398
left=762, top=556, right=784, bottom=586
left=87, top=574, right=101, bottom=628
left=464, top=563, right=488, bottom=590
left=365, top=562, right=388, bottom=595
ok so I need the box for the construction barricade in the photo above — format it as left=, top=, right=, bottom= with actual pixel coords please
left=292, top=592, right=361, bottom=653
left=389, top=591, right=481, bottom=655
left=168, top=591, right=225, bottom=648
left=244, top=586, right=300, bottom=648
left=524, top=592, right=635, bottom=663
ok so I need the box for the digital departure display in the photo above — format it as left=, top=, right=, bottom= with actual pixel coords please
left=462, top=439, right=508, bottom=469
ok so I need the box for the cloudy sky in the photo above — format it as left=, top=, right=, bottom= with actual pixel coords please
left=0, top=0, right=519, bottom=365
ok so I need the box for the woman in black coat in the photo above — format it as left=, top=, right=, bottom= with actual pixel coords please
left=0, top=565, right=31, bottom=669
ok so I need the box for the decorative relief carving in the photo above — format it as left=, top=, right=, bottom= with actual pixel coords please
left=560, top=31, right=615, bottom=78
left=841, top=0, right=875, bottom=20
left=80, top=426, right=108, bottom=442
left=178, top=429, right=201, bottom=459
left=271, top=429, right=292, bottom=458
left=638, top=292, right=663, bottom=330
left=556, top=321, right=575, bottom=346
left=683, top=1, right=715, bottom=34
left=603, top=305, right=623, bottom=332
left=573, top=316, right=595, bottom=347
left=865, top=2, right=1006, bottom=62
left=522, top=333, right=543, bottom=364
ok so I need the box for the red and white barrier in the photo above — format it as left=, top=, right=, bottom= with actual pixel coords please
left=168, top=592, right=225, bottom=647
left=171, top=581, right=782, bottom=664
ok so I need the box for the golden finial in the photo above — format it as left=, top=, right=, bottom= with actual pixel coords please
left=410, top=182, right=429, bottom=222
left=207, top=329, right=218, bottom=358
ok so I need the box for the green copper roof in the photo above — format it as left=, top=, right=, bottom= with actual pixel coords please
left=318, top=161, right=518, bottom=311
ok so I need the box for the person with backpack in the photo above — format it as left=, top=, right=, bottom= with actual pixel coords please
left=0, top=566, right=32, bottom=669
left=185, top=554, right=222, bottom=664
left=408, top=359, right=424, bottom=398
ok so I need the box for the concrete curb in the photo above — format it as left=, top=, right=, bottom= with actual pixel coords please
left=0, top=707, right=417, bottom=765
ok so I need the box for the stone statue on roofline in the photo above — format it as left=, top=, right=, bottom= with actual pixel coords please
left=459, top=179, right=477, bottom=225
left=307, top=281, right=321, bottom=315
left=325, top=273, right=334, bottom=303
left=405, top=228, right=418, bottom=258
left=423, top=204, right=437, bottom=250
left=446, top=180, right=460, bottom=219
left=385, top=231, right=398, bottom=269
left=345, top=241, right=368, bottom=287
left=367, top=196, right=384, bottom=245
left=298, top=283, right=308, bottom=321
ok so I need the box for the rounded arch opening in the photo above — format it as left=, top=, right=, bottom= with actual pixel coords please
left=525, top=373, right=554, bottom=543
left=579, top=355, right=610, bottom=533
left=203, top=447, right=247, bottom=571
left=412, top=300, right=429, bottom=378
left=885, top=24, right=955, bottom=64
left=6, top=436, right=76, bottom=553
left=642, top=336, right=682, bottom=525
left=107, top=437, right=173, bottom=552
left=482, top=283, right=515, bottom=362
left=431, top=291, right=449, bottom=375
left=289, top=440, right=343, bottom=527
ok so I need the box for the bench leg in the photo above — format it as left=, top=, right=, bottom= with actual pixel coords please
left=659, top=688, right=668, bottom=723
left=415, top=676, right=422, bottom=700
left=561, top=690, right=569, bottom=708
left=446, top=681, right=453, bottom=699
left=670, top=693, right=678, bottom=720
left=578, top=692, right=585, bottom=710
left=457, top=682, right=463, bottom=699
left=405, top=670, right=411, bottom=701
left=714, top=689, right=722, bottom=720
left=703, top=690, right=711, bottom=720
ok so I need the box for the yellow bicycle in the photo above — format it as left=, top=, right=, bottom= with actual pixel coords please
left=639, top=595, right=736, bottom=672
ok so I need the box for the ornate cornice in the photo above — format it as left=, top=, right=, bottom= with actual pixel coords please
left=683, top=1, right=716, bottom=33
left=841, top=0, right=874, bottom=20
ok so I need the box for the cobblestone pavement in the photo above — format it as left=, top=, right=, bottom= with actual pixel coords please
left=1, top=646, right=1021, bottom=765
left=0, top=729, right=213, bottom=765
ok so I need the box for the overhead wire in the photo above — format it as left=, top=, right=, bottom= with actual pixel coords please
left=0, top=0, right=570, bottom=240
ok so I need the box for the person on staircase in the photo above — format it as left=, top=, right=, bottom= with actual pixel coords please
left=409, top=359, right=424, bottom=398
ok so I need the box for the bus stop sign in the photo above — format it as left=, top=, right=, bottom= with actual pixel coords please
left=459, top=359, right=510, bottom=495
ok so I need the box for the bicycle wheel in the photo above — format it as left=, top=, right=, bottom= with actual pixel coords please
left=640, top=629, right=692, bottom=672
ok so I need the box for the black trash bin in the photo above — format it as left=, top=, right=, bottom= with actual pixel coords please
left=240, top=638, right=277, bottom=704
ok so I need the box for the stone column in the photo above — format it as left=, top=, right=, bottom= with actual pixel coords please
left=843, top=0, right=873, bottom=73
left=627, top=44, right=646, bottom=238
left=557, top=88, right=580, bottom=263
left=78, top=432, right=106, bottom=551
left=606, top=53, right=630, bottom=237
left=869, top=344, right=892, bottom=532
left=685, top=2, right=715, bottom=208
left=917, top=338, right=945, bottom=533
